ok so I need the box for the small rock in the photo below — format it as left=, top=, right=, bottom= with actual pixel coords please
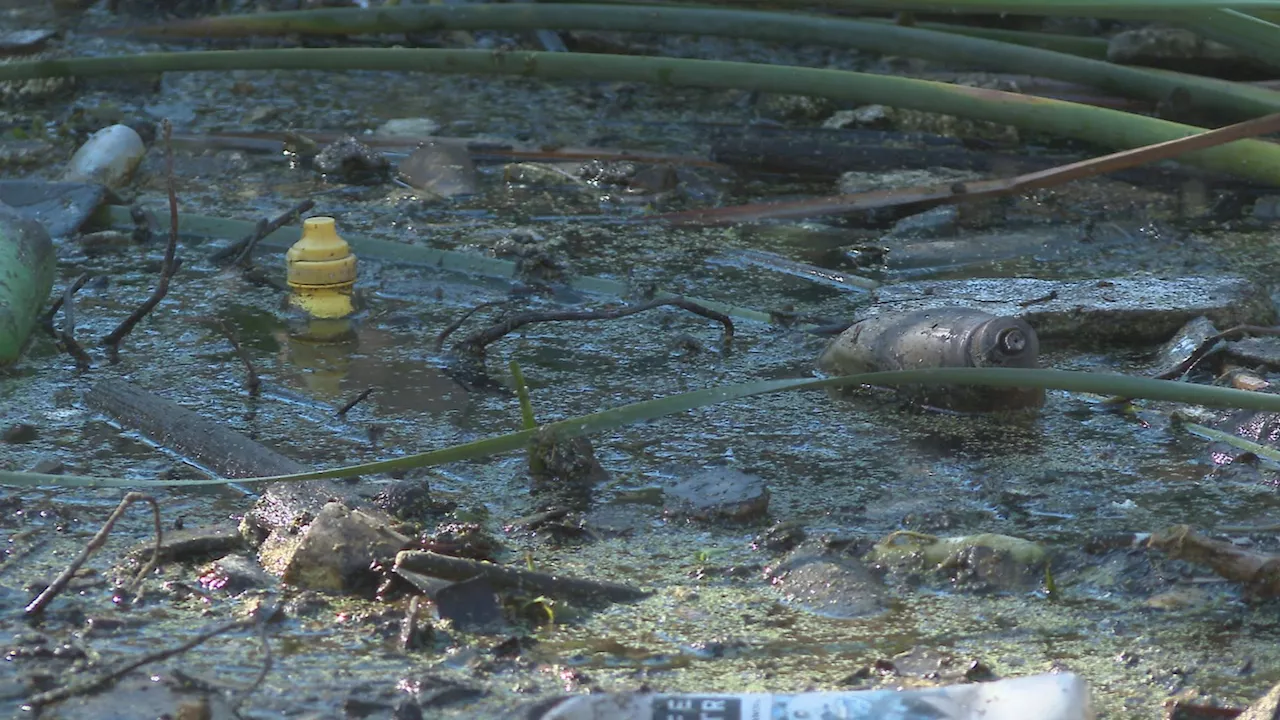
left=883, top=205, right=959, bottom=240
left=258, top=502, right=409, bottom=592
left=664, top=467, right=769, bottom=524
left=527, top=429, right=609, bottom=511
left=1153, top=316, right=1219, bottom=376
left=578, top=159, right=636, bottom=186
left=127, top=525, right=244, bottom=564
left=197, top=554, right=276, bottom=595
left=374, top=477, right=433, bottom=523
left=433, top=577, right=504, bottom=633
left=0, top=180, right=107, bottom=238
left=1252, top=195, right=1280, bottom=222
left=767, top=546, right=888, bottom=619
left=376, top=118, right=442, bottom=137
left=628, top=165, right=679, bottom=195
left=313, top=136, right=390, bottom=185
left=0, top=29, right=56, bottom=55
left=25, top=457, right=64, bottom=474
left=1109, top=27, right=1231, bottom=62
left=2, top=424, right=37, bottom=443
left=1226, top=336, right=1280, bottom=369
left=823, top=104, right=894, bottom=130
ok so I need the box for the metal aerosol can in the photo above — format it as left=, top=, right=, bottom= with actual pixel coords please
left=817, top=308, right=1044, bottom=412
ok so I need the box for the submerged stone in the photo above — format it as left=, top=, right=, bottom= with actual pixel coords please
left=866, top=275, right=1274, bottom=345
left=767, top=547, right=889, bottom=619
left=260, top=501, right=408, bottom=593
left=664, top=467, right=770, bottom=524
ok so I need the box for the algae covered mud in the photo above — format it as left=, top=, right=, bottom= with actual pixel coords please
left=6, top=1, right=1280, bottom=718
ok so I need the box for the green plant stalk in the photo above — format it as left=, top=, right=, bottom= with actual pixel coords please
left=861, top=18, right=1109, bottom=58
left=11, top=49, right=1280, bottom=184
left=1174, top=9, right=1280, bottom=70
left=638, top=0, right=1280, bottom=16
left=4, top=367, right=1280, bottom=489
left=119, top=5, right=1280, bottom=119
left=510, top=360, right=538, bottom=430
left=1181, top=420, right=1280, bottom=465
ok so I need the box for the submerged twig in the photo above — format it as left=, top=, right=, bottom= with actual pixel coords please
left=58, top=279, right=93, bottom=371
left=336, top=387, right=374, bottom=417
left=230, top=606, right=275, bottom=711
left=395, top=550, right=650, bottom=602
left=1149, top=525, right=1280, bottom=597
left=1156, top=324, right=1280, bottom=380
left=25, top=618, right=252, bottom=708
left=218, top=320, right=260, bottom=395
left=209, top=199, right=315, bottom=265
left=25, top=492, right=162, bottom=616
left=102, top=119, right=183, bottom=360
left=40, top=273, right=90, bottom=335
left=452, top=298, right=734, bottom=359
left=435, top=299, right=514, bottom=350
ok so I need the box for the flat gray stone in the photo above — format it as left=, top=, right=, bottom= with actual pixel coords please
left=864, top=275, right=1274, bottom=345
left=0, top=180, right=107, bottom=238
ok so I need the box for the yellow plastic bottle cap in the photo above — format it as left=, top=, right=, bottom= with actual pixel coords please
left=287, top=216, right=358, bottom=287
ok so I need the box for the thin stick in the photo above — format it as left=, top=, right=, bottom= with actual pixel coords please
left=102, top=119, right=183, bottom=359
left=218, top=320, right=261, bottom=395
left=1156, top=325, right=1280, bottom=380
left=40, top=273, right=90, bottom=337
left=25, top=492, right=162, bottom=616
left=25, top=618, right=251, bottom=708
left=435, top=299, right=514, bottom=350
left=656, top=110, right=1280, bottom=226
left=231, top=609, right=274, bottom=711
left=335, top=388, right=374, bottom=417
left=59, top=280, right=93, bottom=370
left=453, top=298, right=734, bottom=358
left=208, top=199, right=315, bottom=265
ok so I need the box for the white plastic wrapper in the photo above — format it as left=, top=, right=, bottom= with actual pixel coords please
left=537, top=673, right=1092, bottom=720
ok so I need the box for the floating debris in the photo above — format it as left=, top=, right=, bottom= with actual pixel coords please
left=397, top=140, right=477, bottom=198
left=61, top=124, right=147, bottom=189
left=819, top=308, right=1044, bottom=413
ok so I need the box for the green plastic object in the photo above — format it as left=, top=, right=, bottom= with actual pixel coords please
left=0, top=203, right=55, bottom=366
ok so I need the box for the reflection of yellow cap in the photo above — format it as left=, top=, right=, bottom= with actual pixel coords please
left=286, top=217, right=357, bottom=319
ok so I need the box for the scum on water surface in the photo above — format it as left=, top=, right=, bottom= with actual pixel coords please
left=4, top=3, right=1280, bottom=717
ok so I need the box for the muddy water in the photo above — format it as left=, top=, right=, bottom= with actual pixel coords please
left=5, top=3, right=1280, bottom=718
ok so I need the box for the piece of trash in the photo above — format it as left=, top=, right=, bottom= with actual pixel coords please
left=818, top=308, right=1044, bottom=412
left=61, top=124, right=147, bottom=189
left=0, top=201, right=55, bottom=366
left=397, top=140, right=478, bottom=198
left=528, top=672, right=1093, bottom=720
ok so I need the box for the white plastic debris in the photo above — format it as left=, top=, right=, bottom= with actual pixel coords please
left=536, top=673, right=1093, bottom=720
left=62, top=124, right=146, bottom=189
